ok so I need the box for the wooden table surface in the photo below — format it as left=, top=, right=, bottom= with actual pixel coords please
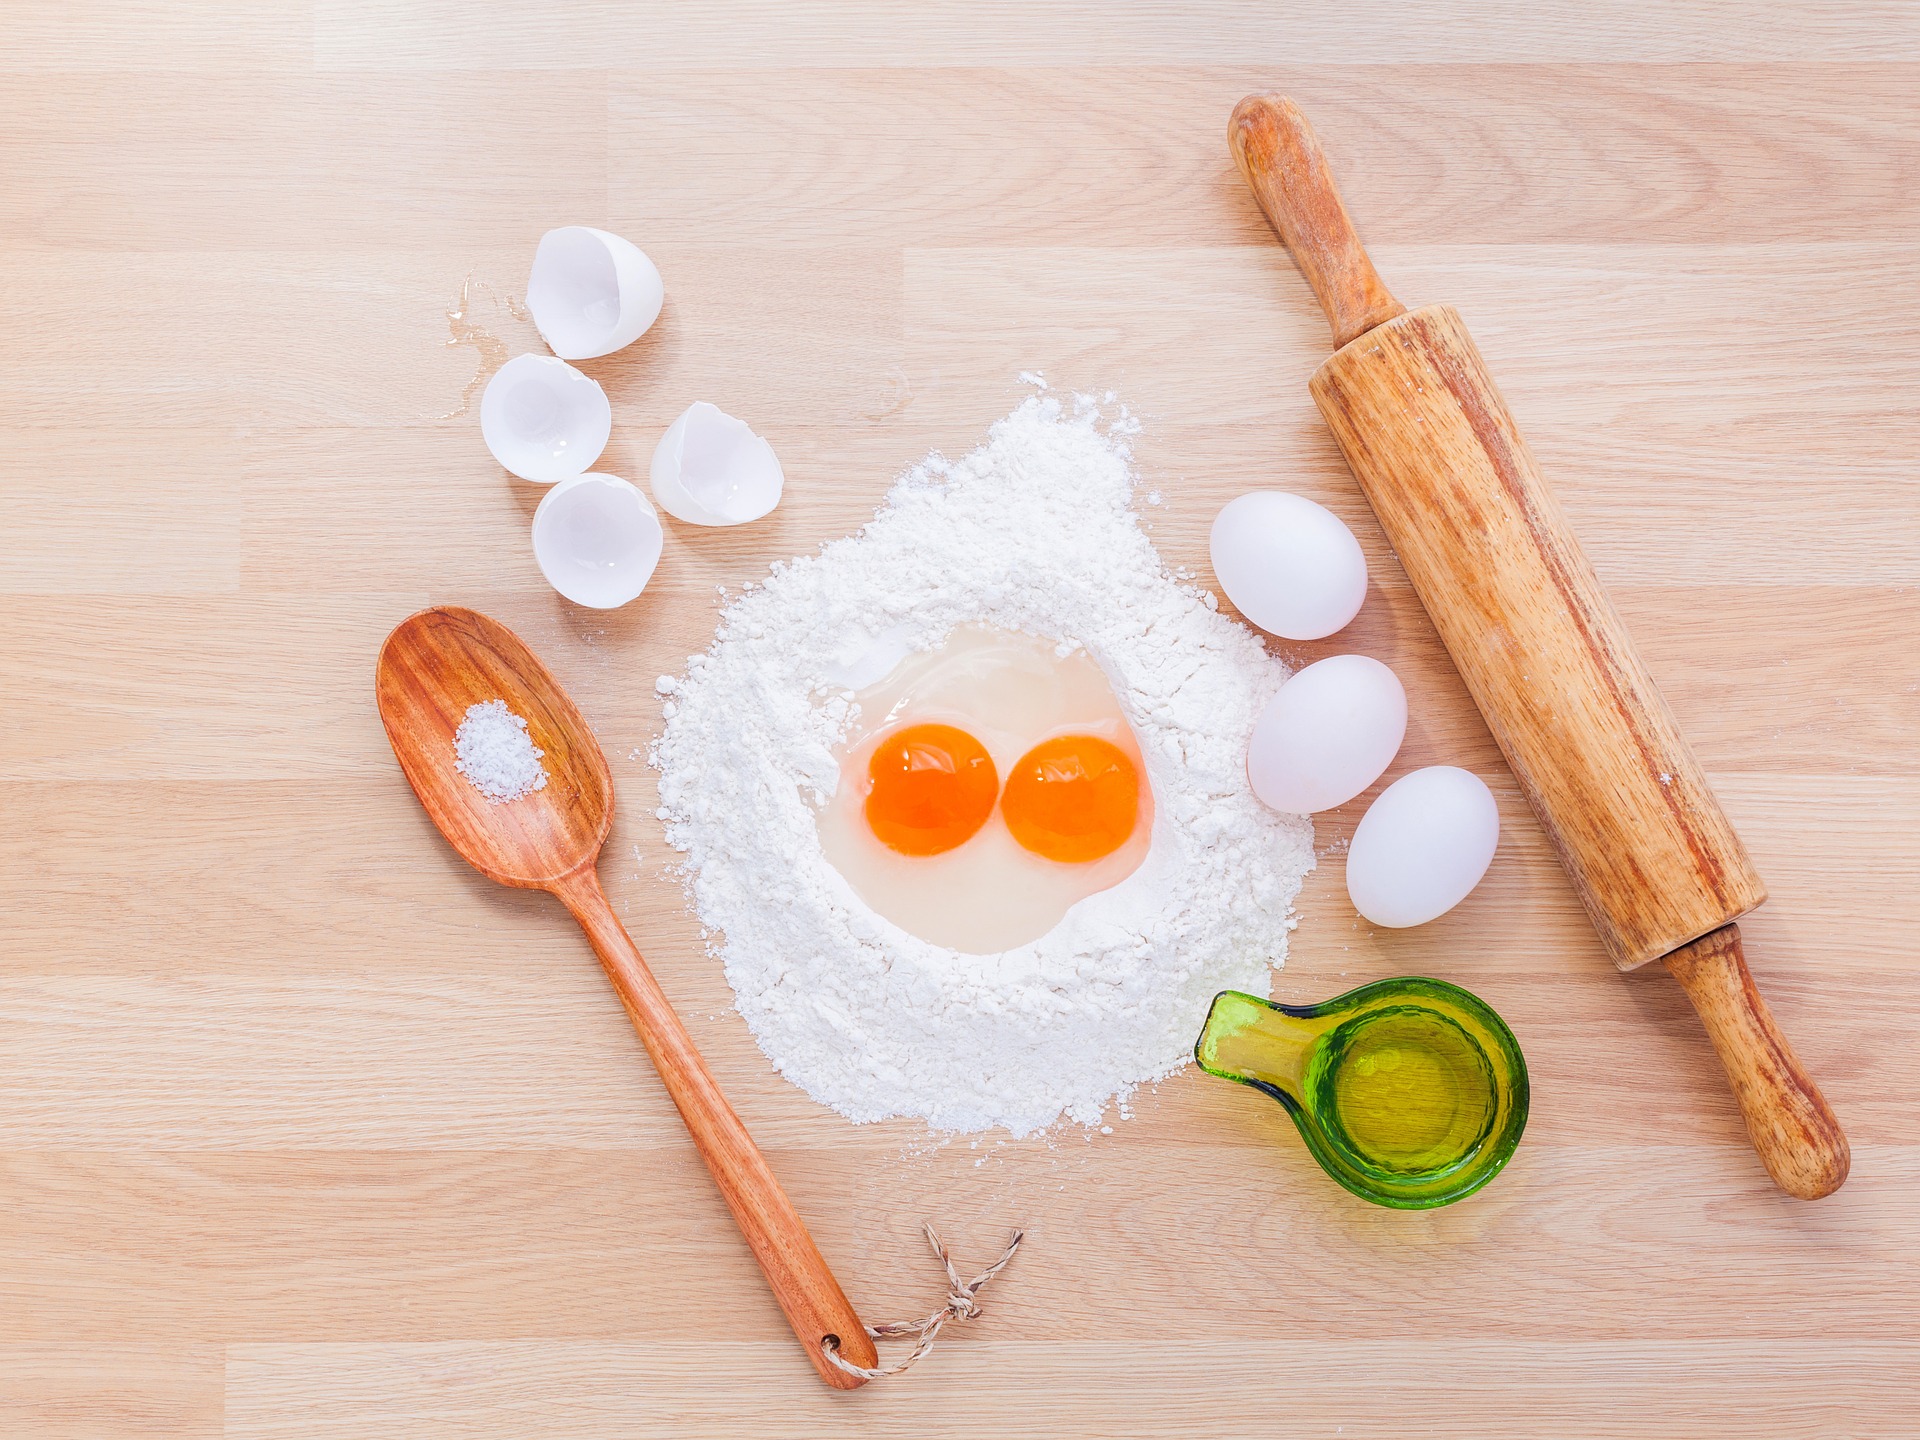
left=5, top=4, right=1918, bottom=1436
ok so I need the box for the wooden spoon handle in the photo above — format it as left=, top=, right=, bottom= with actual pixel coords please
left=1228, top=94, right=1405, bottom=348
left=1663, top=925, right=1849, bottom=1200
left=550, top=866, right=878, bottom=1387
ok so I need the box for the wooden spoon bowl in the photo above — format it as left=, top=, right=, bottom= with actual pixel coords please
left=375, top=606, right=876, bottom=1388
left=377, top=606, right=611, bottom=887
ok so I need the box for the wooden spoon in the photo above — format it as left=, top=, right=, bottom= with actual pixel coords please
left=375, top=605, right=877, bottom=1388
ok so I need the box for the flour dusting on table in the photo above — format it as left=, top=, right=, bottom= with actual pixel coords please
left=652, top=395, right=1312, bottom=1135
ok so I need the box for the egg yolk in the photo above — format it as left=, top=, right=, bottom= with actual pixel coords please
left=1001, top=734, right=1141, bottom=863
left=864, top=723, right=999, bottom=857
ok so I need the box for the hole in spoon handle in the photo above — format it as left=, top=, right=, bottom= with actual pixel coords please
left=551, top=866, right=879, bottom=1386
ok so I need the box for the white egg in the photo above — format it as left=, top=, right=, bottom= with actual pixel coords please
left=1247, top=654, right=1406, bottom=814
left=525, top=226, right=664, bottom=361
left=650, top=401, right=785, bottom=526
left=1210, top=491, right=1368, bottom=640
left=530, top=472, right=663, bottom=609
left=1347, top=766, right=1500, bottom=927
left=480, top=353, right=611, bottom=483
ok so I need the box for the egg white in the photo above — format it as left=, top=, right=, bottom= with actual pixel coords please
left=815, top=625, right=1154, bottom=954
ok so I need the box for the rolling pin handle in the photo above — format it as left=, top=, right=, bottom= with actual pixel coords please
left=1228, top=95, right=1406, bottom=348
left=1663, top=925, right=1850, bottom=1200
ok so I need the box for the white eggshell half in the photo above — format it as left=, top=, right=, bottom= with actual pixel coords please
left=1210, top=491, right=1368, bottom=640
left=649, top=401, right=785, bottom=526
left=480, top=353, right=611, bottom=483
left=1247, top=654, right=1407, bottom=814
left=1347, top=766, right=1500, bottom=928
left=525, top=226, right=664, bottom=361
left=531, top=472, right=663, bottom=609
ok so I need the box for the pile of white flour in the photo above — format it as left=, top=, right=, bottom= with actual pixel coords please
left=651, top=394, right=1313, bottom=1135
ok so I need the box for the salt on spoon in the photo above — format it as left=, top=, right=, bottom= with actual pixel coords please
left=480, top=354, right=611, bottom=483
left=650, top=401, right=785, bottom=526
left=452, top=698, right=549, bottom=803
left=531, top=473, right=663, bottom=609
left=525, top=226, right=663, bottom=360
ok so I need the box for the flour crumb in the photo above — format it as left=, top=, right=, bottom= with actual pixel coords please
left=652, top=393, right=1313, bottom=1136
left=452, top=699, right=548, bottom=803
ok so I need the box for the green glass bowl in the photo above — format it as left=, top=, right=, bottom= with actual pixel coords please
left=1196, top=978, right=1528, bottom=1209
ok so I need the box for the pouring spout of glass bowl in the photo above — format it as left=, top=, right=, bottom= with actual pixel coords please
left=1195, top=979, right=1529, bottom=1210
left=1196, top=988, right=1318, bottom=1102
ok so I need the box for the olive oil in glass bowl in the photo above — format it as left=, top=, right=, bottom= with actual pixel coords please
left=1196, top=978, right=1528, bottom=1209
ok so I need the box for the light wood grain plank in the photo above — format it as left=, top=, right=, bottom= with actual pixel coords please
left=316, top=1, right=1920, bottom=69
left=3, top=565, right=1913, bottom=788
left=229, top=408, right=1920, bottom=601
left=0, top=433, right=241, bottom=596
left=0, top=72, right=610, bottom=253
left=4, top=1147, right=1915, bottom=1345
left=0, top=964, right=1896, bottom=1151
left=0, top=796, right=1907, bottom=1145
left=903, top=243, right=1920, bottom=429
left=0, top=2, right=309, bottom=72
left=0, top=253, right=532, bottom=430
left=609, top=64, right=1920, bottom=248
left=11, top=66, right=1916, bottom=252
left=0, top=598, right=406, bottom=781
left=0, top=246, right=901, bottom=430
left=0, top=1346, right=220, bottom=1440
left=222, top=1335, right=1920, bottom=1438
left=1074, top=415, right=1920, bottom=586
left=1245, top=63, right=1920, bottom=246
left=228, top=426, right=936, bottom=594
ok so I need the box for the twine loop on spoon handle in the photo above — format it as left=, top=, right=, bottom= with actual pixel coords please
left=821, top=1224, right=1025, bottom=1381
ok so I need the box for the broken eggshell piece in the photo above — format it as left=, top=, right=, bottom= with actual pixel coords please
left=649, top=401, right=785, bottom=527
left=531, top=472, right=663, bottom=609
left=480, top=354, right=611, bottom=483
left=525, top=226, right=663, bottom=361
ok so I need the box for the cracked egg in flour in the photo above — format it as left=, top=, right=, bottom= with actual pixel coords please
left=815, top=625, right=1154, bottom=953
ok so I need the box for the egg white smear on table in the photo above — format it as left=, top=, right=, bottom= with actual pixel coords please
left=651, top=394, right=1314, bottom=1136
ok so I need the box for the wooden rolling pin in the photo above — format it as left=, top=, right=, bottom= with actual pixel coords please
left=1229, top=95, right=1849, bottom=1199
